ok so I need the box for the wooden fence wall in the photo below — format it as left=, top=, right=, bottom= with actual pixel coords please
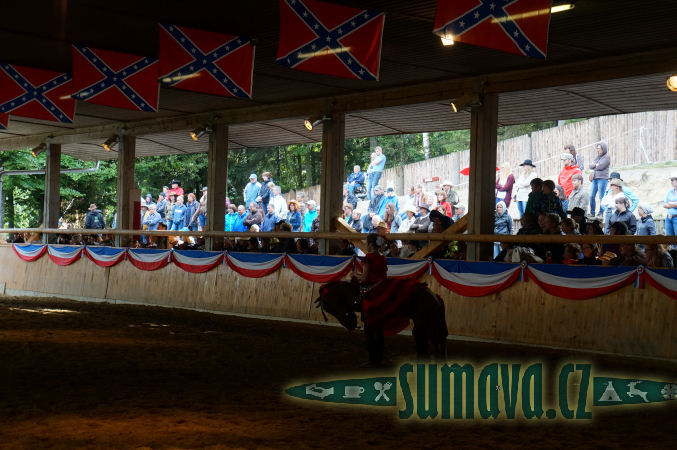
left=0, top=245, right=675, bottom=360
left=290, top=110, right=677, bottom=203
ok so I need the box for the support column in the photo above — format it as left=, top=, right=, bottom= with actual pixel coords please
left=319, top=112, right=345, bottom=255
left=467, top=93, right=498, bottom=261
left=116, top=134, right=135, bottom=247
left=43, top=143, right=61, bottom=243
left=206, top=123, right=228, bottom=250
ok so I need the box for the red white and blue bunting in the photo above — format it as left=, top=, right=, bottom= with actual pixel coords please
left=432, top=260, right=522, bottom=297
left=172, top=250, right=224, bottom=273
left=12, top=243, right=47, bottom=261
left=285, top=254, right=353, bottom=283
left=10, top=244, right=677, bottom=301
left=85, top=246, right=126, bottom=267
left=47, top=245, right=83, bottom=266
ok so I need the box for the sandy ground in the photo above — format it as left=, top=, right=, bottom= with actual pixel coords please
left=0, top=297, right=676, bottom=449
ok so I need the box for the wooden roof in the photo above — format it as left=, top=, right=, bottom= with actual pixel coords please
left=0, top=0, right=675, bottom=160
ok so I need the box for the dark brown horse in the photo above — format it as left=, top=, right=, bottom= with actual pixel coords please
left=315, top=280, right=448, bottom=365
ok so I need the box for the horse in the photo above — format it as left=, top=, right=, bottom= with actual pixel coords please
left=315, top=279, right=448, bottom=365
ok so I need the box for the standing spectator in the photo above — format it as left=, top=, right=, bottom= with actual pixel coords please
left=164, top=195, right=174, bottom=227
left=261, top=204, right=276, bottom=232
left=558, top=154, right=582, bottom=198
left=142, top=204, right=161, bottom=231
left=588, top=141, right=610, bottom=216
left=156, top=193, right=167, bottom=221
left=398, top=205, right=417, bottom=233
left=493, top=201, right=513, bottom=257
left=601, top=178, right=627, bottom=234
left=303, top=200, right=318, bottom=232
left=636, top=204, right=656, bottom=236
left=185, top=193, right=199, bottom=231
left=145, top=194, right=155, bottom=209
left=567, top=174, right=589, bottom=213
left=514, top=161, right=537, bottom=217
left=539, top=180, right=566, bottom=218
left=555, top=185, right=568, bottom=214
left=243, top=202, right=263, bottom=230
left=243, top=174, right=261, bottom=207
left=524, top=178, right=544, bottom=215
left=257, top=172, right=274, bottom=212
left=604, top=172, right=639, bottom=211
left=663, top=172, right=677, bottom=237
left=564, top=144, right=584, bottom=171
left=269, top=186, right=287, bottom=222
left=441, top=181, right=459, bottom=207
left=167, top=180, right=184, bottom=198
left=367, top=146, right=386, bottom=200
left=608, top=197, right=637, bottom=235
left=436, top=191, right=452, bottom=217
left=296, top=192, right=306, bottom=221
left=496, top=164, right=515, bottom=207
left=233, top=205, right=247, bottom=232
left=170, top=195, right=187, bottom=231
left=195, top=186, right=207, bottom=231
left=346, top=165, right=365, bottom=195
left=84, top=203, right=105, bottom=229
left=224, top=204, right=238, bottom=232
left=287, top=200, right=302, bottom=232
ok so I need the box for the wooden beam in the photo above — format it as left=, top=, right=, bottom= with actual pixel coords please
left=467, top=93, right=498, bottom=261
left=42, top=143, right=61, bottom=242
left=413, top=215, right=468, bottom=259
left=0, top=46, right=675, bottom=151
left=334, top=217, right=368, bottom=254
left=206, top=123, right=228, bottom=250
left=116, top=134, right=135, bottom=247
left=319, top=111, right=345, bottom=255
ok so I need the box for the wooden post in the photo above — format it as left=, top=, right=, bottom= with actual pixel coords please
left=116, top=134, right=135, bottom=247
left=467, top=93, right=498, bottom=261
left=319, top=112, right=345, bottom=254
left=42, top=143, right=61, bottom=243
left=206, top=123, right=228, bottom=250
left=450, top=151, right=460, bottom=186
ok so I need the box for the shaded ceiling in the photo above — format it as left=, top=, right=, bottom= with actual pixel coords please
left=0, top=0, right=675, bottom=160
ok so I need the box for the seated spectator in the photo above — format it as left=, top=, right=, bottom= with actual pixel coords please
left=562, top=243, right=581, bottom=264
left=247, top=237, right=260, bottom=252
left=636, top=204, right=656, bottom=236
left=645, top=244, right=674, bottom=269
left=436, top=191, right=452, bottom=217
left=379, top=187, right=399, bottom=217
left=296, top=238, right=311, bottom=254
left=368, top=215, right=382, bottom=233
left=608, top=244, right=647, bottom=267
left=249, top=224, right=260, bottom=233
left=399, top=241, right=418, bottom=258
left=452, top=204, right=466, bottom=222
left=608, top=197, right=637, bottom=235
left=561, top=218, right=580, bottom=235
left=362, top=185, right=385, bottom=230
left=494, top=242, right=513, bottom=262
left=540, top=180, right=566, bottom=218
left=343, top=202, right=353, bottom=221
left=516, top=212, right=541, bottom=255
left=538, top=213, right=564, bottom=263
left=578, top=243, right=602, bottom=265
left=343, top=187, right=357, bottom=209
left=382, top=202, right=401, bottom=232
left=243, top=202, right=263, bottom=230
left=261, top=204, right=276, bottom=232
left=430, top=209, right=453, bottom=232
left=409, top=204, right=431, bottom=233
left=555, top=184, right=567, bottom=213
left=287, top=200, right=302, bottom=232
left=398, top=205, right=417, bottom=233
left=569, top=207, right=588, bottom=234
left=271, top=223, right=297, bottom=253
left=350, top=211, right=363, bottom=232
left=346, top=165, right=365, bottom=195
left=524, top=178, right=544, bottom=215
left=385, top=240, right=400, bottom=258
left=605, top=221, right=628, bottom=256
left=337, top=239, right=356, bottom=256
left=588, top=219, right=604, bottom=236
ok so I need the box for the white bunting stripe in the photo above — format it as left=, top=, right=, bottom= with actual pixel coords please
left=433, top=261, right=520, bottom=287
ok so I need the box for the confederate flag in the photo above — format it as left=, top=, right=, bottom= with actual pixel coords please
left=0, top=113, right=8, bottom=129
left=0, top=64, right=75, bottom=123
left=71, top=45, right=160, bottom=111
left=433, top=0, right=551, bottom=58
left=276, top=0, right=385, bottom=81
left=158, top=23, right=255, bottom=98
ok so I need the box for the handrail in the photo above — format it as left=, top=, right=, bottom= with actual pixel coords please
left=1, top=227, right=677, bottom=245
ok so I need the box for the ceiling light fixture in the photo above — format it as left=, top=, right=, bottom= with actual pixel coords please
left=667, top=73, right=677, bottom=92
left=450, top=93, right=482, bottom=113
left=102, top=135, right=119, bottom=151
left=30, top=143, right=46, bottom=158
left=551, top=2, right=575, bottom=14
left=303, top=114, right=330, bottom=131
left=190, top=126, right=212, bottom=141
left=440, top=29, right=454, bottom=46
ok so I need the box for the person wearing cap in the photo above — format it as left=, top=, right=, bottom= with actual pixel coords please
left=663, top=172, right=677, bottom=237
left=367, top=146, right=386, bottom=200
left=167, top=180, right=184, bottom=198
left=567, top=173, right=589, bottom=214
left=564, top=144, right=584, bottom=172
left=452, top=204, right=466, bottom=222
left=514, top=160, right=537, bottom=218
left=558, top=153, right=582, bottom=199
left=398, top=205, right=417, bottom=233
left=588, top=141, right=611, bottom=216
left=602, top=171, right=639, bottom=212
left=496, top=163, right=515, bottom=208
left=256, top=172, right=274, bottom=213
left=84, top=203, right=105, bottom=229
left=569, top=207, right=588, bottom=234
left=636, top=204, right=656, bottom=236
left=243, top=174, right=261, bottom=207
left=441, top=181, right=459, bottom=206
left=303, top=200, right=318, bottom=232
left=601, top=178, right=626, bottom=234
left=410, top=204, right=431, bottom=233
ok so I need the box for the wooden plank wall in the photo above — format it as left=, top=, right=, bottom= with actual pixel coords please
left=0, top=245, right=674, bottom=360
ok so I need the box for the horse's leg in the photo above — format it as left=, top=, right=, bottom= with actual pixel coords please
left=412, top=323, right=429, bottom=359
left=364, top=325, right=384, bottom=365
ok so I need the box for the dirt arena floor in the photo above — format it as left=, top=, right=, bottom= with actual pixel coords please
left=0, top=297, right=675, bottom=449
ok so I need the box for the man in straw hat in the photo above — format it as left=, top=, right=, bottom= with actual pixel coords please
left=84, top=203, right=105, bottom=229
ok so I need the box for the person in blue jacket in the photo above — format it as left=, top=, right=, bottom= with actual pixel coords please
left=262, top=204, right=276, bottom=232
left=142, top=204, right=162, bottom=231
left=184, top=193, right=199, bottom=231
left=287, top=200, right=302, bottom=232
left=378, top=187, right=399, bottom=218
left=346, top=165, right=365, bottom=195
left=233, top=205, right=247, bottom=232
left=303, top=200, right=318, bottom=232
left=225, top=204, right=238, bottom=232
left=171, top=195, right=187, bottom=231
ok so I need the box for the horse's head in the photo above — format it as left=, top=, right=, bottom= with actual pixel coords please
left=314, top=282, right=359, bottom=331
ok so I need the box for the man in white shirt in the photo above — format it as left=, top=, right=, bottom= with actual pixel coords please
left=270, top=185, right=288, bottom=222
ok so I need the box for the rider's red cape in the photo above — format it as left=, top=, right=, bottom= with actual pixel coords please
left=361, top=278, right=424, bottom=336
